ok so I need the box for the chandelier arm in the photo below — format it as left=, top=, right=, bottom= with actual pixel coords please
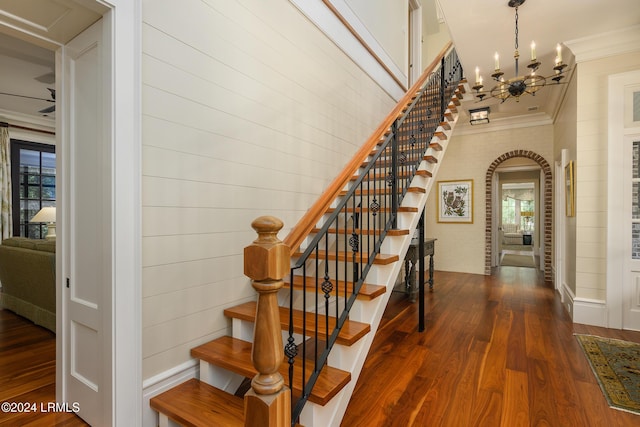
left=471, top=0, right=570, bottom=104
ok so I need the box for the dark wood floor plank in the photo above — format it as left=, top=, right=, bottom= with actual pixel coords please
left=6, top=264, right=640, bottom=427
left=500, top=369, right=528, bottom=427
left=0, top=309, right=89, bottom=426
left=342, top=268, right=640, bottom=427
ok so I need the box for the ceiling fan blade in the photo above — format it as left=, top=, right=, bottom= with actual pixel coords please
left=0, top=91, right=50, bottom=102
left=35, top=72, right=56, bottom=84
left=38, top=105, right=55, bottom=114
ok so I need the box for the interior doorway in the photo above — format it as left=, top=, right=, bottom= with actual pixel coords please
left=0, top=1, right=141, bottom=424
left=498, top=181, right=537, bottom=268
left=485, top=150, right=553, bottom=281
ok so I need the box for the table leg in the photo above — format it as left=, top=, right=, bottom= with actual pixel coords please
left=428, top=254, right=434, bottom=291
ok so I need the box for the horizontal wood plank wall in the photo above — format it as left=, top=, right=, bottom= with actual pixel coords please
left=141, top=0, right=396, bottom=379
left=574, top=53, right=640, bottom=304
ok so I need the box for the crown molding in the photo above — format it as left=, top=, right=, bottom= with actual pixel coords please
left=564, top=25, right=640, bottom=63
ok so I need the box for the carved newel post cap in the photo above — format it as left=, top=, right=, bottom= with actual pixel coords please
left=244, top=216, right=290, bottom=282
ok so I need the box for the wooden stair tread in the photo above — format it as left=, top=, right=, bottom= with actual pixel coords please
left=339, top=187, right=424, bottom=196
left=433, top=131, right=447, bottom=141
left=192, top=336, right=351, bottom=406
left=224, top=301, right=371, bottom=346
left=292, top=249, right=399, bottom=265
left=150, top=378, right=243, bottom=427
left=284, top=275, right=386, bottom=300
left=430, top=142, right=443, bottom=151
left=326, top=206, right=418, bottom=213
left=311, top=227, right=409, bottom=236
left=351, top=169, right=431, bottom=180
left=423, top=155, right=438, bottom=163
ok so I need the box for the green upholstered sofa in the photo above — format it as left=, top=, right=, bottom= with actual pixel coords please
left=0, top=237, right=56, bottom=332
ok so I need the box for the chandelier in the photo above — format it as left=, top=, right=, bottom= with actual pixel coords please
left=472, top=0, right=567, bottom=102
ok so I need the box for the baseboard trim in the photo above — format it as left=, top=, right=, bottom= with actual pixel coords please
left=142, top=359, right=199, bottom=427
left=560, top=282, right=574, bottom=318
left=555, top=281, right=609, bottom=328
left=570, top=291, right=607, bottom=327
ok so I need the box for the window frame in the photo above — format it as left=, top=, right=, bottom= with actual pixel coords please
left=10, top=139, right=56, bottom=239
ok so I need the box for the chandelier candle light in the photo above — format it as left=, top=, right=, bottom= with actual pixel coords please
left=472, top=0, right=568, bottom=102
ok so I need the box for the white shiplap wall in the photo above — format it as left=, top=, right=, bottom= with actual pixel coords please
left=574, top=52, right=640, bottom=302
left=141, top=0, right=395, bottom=379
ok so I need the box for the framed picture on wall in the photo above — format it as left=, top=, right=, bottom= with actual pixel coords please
left=437, top=179, right=473, bottom=223
left=565, top=161, right=575, bottom=217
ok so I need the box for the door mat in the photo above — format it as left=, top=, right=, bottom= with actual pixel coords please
left=500, top=254, right=535, bottom=268
left=575, top=334, right=640, bottom=415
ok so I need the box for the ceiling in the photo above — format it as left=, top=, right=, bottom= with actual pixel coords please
left=0, top=32, right=57, bottom=120
left=0, top=0, right=103, bottom=124
left=0, top=0, right=638, bottom=128
left=438, top=0, right=640, bottom=127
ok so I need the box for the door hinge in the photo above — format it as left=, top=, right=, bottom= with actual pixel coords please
left=66, top=278, right=70, bottom=288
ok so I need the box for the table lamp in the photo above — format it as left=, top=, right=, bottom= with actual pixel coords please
left=30, top=206, right=56, bottom=240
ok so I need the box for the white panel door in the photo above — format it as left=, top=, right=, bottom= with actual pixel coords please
left=624, top=134, right=640, bottom=331
left=63, top=18, right=110, bottom=426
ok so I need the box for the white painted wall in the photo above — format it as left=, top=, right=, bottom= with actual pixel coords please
left=425, top=125, right=553, bottom=275
left=573, top=52, right=640, bottom=302
left=422, top=0, right=451, bottom=68
left=141, top=0, right=396, bottom=380
left=554, top=71, right=577, bottom=296
left=344, top=0, right=407, bottom=76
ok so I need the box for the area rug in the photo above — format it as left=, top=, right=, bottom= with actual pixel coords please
left=575, top=334, right=640, bottom=415
left=500, top=254, right=536, bottom=268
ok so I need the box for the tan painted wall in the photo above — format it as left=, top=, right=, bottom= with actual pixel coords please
left=426, top=125, right=554, bottom=275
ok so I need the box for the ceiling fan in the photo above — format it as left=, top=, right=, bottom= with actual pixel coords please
left=0, top=88, right=55, bottom=115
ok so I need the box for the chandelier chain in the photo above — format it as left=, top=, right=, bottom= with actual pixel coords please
left=514, top=7, right=519, bottom=50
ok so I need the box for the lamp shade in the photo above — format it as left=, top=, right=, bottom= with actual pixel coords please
left=30, top=206, right=56, bottom=223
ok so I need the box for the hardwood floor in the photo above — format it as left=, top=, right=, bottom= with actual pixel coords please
left=342, top=267, right=640, bottom=427
left=4, top=267, right=640, bottom=426
left=0, top=309, right=89, bottom=426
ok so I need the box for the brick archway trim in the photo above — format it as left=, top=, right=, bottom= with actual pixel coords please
left=485, top=150, right=553, bottom=282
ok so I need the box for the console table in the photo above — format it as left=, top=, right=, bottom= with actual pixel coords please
left=403, top=237, right=436, bottom=302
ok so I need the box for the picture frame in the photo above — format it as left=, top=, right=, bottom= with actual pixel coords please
left=565, top=161, right=575, bottom=217
left=437, top=179, right=473, bottom=223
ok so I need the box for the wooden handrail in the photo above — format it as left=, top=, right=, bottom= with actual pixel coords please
left=283, top=41, right=454, bottom=253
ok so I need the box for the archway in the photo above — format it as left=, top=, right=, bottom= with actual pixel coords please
left=485, top=150, right=553, bottom=281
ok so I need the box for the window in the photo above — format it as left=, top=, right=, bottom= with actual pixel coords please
left=10, top=140, right=56, bottom=239
left=502, top=197, right=516, bottom=225
left=501, top=182, right=535, bottom=231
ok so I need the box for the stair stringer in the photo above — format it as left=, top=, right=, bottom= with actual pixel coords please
left=297, top=94, right=469, bottom=426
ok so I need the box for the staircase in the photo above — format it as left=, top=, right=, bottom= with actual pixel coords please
left=151, top=44, right=466, bottom=427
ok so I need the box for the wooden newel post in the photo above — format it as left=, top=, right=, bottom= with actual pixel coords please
left=243, top=216, right=291, bottom=427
